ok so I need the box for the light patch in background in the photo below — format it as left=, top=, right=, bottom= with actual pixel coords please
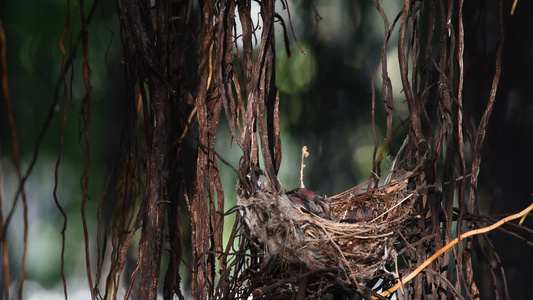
left=367, top=1, right=403, bottom=40
left=233, top=1, right=304, bottom=52
left=274, top=0, right=304, bottom=46
left=387, top=49, right=410, bottom=119
left=314, top=1, right=360, bottom=47
left=368, top=1, right=410, bottom=119
left=372, top=49, right=410, bottom=120
left=1, top=155, right=87, bottom=295
left=23, top=279, right=166, bottom=300
left=26, top=221, right=63, bottom=284
left=233, top=1, right=262, bottom=50
left=25, top=280, right=92, bottom=300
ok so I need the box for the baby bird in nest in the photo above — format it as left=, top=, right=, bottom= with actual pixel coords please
left=286, top=188, right=337, bottom=221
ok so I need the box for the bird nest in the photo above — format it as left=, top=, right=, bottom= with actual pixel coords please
left=237, top=173, right=416, bottom=296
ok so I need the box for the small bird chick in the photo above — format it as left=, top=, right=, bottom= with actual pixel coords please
left=286, top=188, right=336, bottom=221
left=340, top=206, right=376, bottom=223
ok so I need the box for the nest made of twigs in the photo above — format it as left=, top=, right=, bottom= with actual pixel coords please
left=237, top=174, right=416, bottom=287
